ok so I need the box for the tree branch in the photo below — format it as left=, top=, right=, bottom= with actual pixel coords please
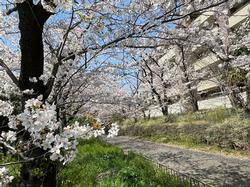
left=0, top=59, right=19, bottom=88
left=6, top=6, right=18, bottom=15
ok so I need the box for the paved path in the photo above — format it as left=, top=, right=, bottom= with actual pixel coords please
left=106, top=136, right=250, bottom=187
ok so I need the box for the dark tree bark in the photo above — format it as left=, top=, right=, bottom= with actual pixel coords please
left=16, top=1, right=56, bottom=186
left=227, top=88, right=245, bottom=109
left=0, top=116, right=9, bottom=156
left=178, top=45, right=199, bottom=112
left=17, top=0, right=51, bottom=96
left=161, top=105, right=169, bottom=116
left=42, top=163, right=57, bottom=187
left=142, top=59, right=170, bottom=116
left=185, top=89, right=199, bottom=112
left=152, top=89, right=168, bottom=116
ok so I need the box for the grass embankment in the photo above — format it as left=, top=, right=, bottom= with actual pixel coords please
left=1, top=139, right=191, bottom=186
left=58, top=139, right=191, bottom=187
left=120, top=108, right=250, bottom=158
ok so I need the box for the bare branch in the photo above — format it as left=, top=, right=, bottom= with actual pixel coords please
left=6, top=6, right=18, bottom=15
left=0, top=59, right=19, bottom=88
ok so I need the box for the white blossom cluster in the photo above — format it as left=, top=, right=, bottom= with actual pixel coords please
left=0, top=100, right=13, bottom=117
left=18, top=98, right=60, bottom=134
left=0, top=98, right=119, bottom=165
left=107, top=122, right=119, bottom=138
left=1, top=131, right=17, bottom=143
left=0, top=167, right=14, bottom=187
left=17, top=99, right=106, bottom=163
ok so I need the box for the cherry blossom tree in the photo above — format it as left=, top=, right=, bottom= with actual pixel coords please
left=141, top=0, right=250, bottom=114
left=174, top=43, right=200, bottom=112
left=139, top=52, right=177, bottom=116
left=196, top=1, right=250, bottom=112
left=0, top=0, right=230, bottom=186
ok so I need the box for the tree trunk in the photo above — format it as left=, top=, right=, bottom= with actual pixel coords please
left=20, top=162, right=42, bottom=187
left=17, top=0, right=51, bottom=96
left=0, top=116, right=9, bottom=156
left=228, top=89, right=245, bottom=109
left=16, top=1, right=55, bottom=186
left=178, top=45, right=199, bottom=113
left=143, top=110, right=147, bottom=119
left=153, top=89, right=169, bottom=116
left=161, top=105, right=168, bottom=116
left=158, top=96, right=168, bottom=116
left=186, top=89, right=199, bottom=112
left=245, top=77, right=250, bottom=114
left=20, top=160, right=57, bottom=187
left=42, top=163, right=57, bottom=187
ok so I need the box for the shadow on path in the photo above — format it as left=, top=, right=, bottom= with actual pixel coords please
left=106, top=136, right=250, bottom=187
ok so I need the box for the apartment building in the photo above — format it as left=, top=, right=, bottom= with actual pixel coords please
left=139, top=0, right=250, bottom=116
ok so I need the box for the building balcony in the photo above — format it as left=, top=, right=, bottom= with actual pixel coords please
left=192, top=11, right=214, bottom=27
left=197, top=77, right=219, bottom=92
left=194, top=53, right=220, bottom=71
left=158, top=48, right=176, bottom=64
left=229, top=2, right=250, bottom=28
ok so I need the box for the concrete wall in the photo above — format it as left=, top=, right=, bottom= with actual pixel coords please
left=145, top=92, right=247, bottom=117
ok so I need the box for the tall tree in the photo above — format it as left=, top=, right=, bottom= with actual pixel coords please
left=197, top=2, right=250, bottom=111
left=0, top=0, right=229, bottom=185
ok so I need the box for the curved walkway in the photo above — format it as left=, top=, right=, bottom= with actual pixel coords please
left=106, top=136, right=250, bottom=187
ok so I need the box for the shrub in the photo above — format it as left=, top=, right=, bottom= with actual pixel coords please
left=205, top=117, right=250, bottom=150
left=175, top=108, right=236, bottom=124
left=202, top=108, right=236, bottom=123
left=110, top=113, right=126, bottom=124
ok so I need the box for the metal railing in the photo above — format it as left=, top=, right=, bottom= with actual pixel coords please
left=141, top=155, right=213, bottom=187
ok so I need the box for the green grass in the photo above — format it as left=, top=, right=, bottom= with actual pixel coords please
left=0, top=152, right=21, bottom=185
left=57, top=139, right=191, bottom=187
left=1, top=139, right=191, bottom=186
left=121, top=108, right=241, bottom=128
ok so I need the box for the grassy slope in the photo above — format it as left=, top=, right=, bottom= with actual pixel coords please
left=1, top=139, right=190, bottom=187
left=120, top=108, right=250, bottom=158
left=58, top=139, right=190, bottom=187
